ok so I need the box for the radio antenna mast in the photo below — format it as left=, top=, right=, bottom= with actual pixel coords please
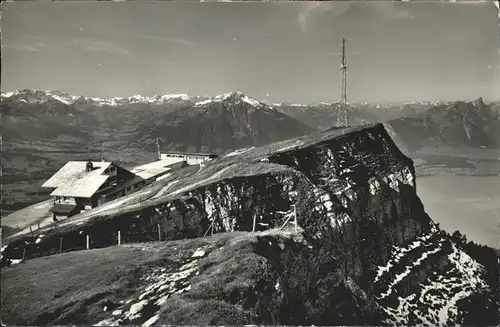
left=337, top=37, right=348, bottom=127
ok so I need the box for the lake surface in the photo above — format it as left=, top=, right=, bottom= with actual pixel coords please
left=417, top=176, right=500, bottom=249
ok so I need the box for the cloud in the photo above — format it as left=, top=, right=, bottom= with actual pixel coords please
left=297, top=2, right=415, bottom=34
left=297, top=2, right=336, bottom=34
left=74, top=38, right=130, bottom=56
left=2, top=43, right=44, bottom=52
left=371, top=2, right=414, bottom=20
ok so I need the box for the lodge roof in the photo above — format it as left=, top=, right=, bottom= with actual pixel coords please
left=42, top=161, right=114, bottom=198
left=130, top=157, right=185, bottom=179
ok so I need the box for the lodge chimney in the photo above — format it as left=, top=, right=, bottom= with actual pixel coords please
left=86, top=160, right=93, bottom=172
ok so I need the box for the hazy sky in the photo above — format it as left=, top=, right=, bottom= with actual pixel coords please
left=2, top=1, right=499, bottom=103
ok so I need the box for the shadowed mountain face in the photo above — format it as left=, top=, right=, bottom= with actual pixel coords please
left=130, top=92, right=314, bottom=153
left=0, top=90, right=313, bottom=213
left=2, top=90, right=312, bottom=153
left=384, top=98, right=500, bottom=153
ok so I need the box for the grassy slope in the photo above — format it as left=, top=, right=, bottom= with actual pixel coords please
left=0, top=230, right=296, bottom=326
left=1, top=200, right=53, bottom=229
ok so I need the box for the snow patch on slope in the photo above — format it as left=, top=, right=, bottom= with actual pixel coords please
left=194, top=99, right=213, bottom=106
left=375, top=231, right=436, bottom=284
left=1, top=91, right=18, bottom=98
left=224, top=146, right=256, bottom=157
left=378, top=242, right=443, bottom=300
left=277, top=140, right=305, bottom=153
left=93, top=246, right=210, bottom=327
left=242, top=95, right=260, bottom=106
left=376, top=236, right=489, bottom=326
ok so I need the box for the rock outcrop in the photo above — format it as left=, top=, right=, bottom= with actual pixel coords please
left=1, top=123, right=498, bottom=325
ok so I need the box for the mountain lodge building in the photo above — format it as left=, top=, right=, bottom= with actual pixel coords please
left=42, top=152, right=219, bottom=221
left=42, top=161, right=144, bottom=221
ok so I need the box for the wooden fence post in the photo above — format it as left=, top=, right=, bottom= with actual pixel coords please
left=294, top=204, right=298, bottom=232
left=118, top=231, right=121, bottom=245
left=158, top=224, right=161, bottom=242
left=252, top=214, right=256, bottom=232
left=59, top=237, right=63, bottom=253
left=211, top=222, right=214, bottom=236
left=86, top=234, right=90, bottom=250
left=38, top=221, right=40, bottom=230
left=203, top=224, right=212, bottom=237
left=30, top=226, right=34, bottom=237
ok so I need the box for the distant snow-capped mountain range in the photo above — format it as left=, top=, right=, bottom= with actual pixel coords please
left=1, top=89, right=448, bottom=108
left=0, top=89, right=273, bottom=108
left=1, top=89, right=194, bottom=107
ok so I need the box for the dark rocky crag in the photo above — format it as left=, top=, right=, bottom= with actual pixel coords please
left=1, top=123, right=498, bottom=326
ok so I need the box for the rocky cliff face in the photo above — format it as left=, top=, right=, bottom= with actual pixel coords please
left=1, top=123, right=497, bottom=325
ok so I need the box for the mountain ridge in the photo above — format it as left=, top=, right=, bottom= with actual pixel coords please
left=4, top=88, right=490, bottom=109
